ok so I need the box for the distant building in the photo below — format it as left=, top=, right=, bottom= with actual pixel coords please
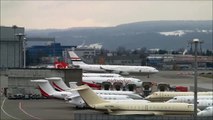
left=72, top=43, right=102, bottom=64
left=26, top=43, right=76, bottom=66
left=173, top=55, right=212, bottom=70
left=103, top=55, right=142, bottom=65
left=0, top=26, right=25, bottom=68
left=147, top=54, right=212, bottom=70
left=148, top=48, right=160, bottom=54
left=147, top=55, right=164, bottom=68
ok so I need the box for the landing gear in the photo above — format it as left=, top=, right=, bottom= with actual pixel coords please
left=147, top=74, right=150, bottom=78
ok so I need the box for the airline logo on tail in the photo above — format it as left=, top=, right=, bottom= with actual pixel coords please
left=69, top=51, right=82, bottom=61
left=51, top=82, right=65, bottom=91
left=70, top=57, right=81, bottom=61
left=54, top=61, right=69, bottom=69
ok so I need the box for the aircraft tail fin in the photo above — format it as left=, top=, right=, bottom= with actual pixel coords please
left=75, top=85, right=108, bottom=108
left=68, top=51, right=86, bottom=65
left=31, top=79, right=56, bottom=97
left=45, top=77, right=70, bottom=91
left=54, top=61, right=69, bottom=69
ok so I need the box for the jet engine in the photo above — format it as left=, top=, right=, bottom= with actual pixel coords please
left=113, top=82, right=123, bottom=91
left=101, top=82, right=112, bottom=90
left=157, top=83, right=170, bottom=91
left=142, top=82, right=153, bottom=97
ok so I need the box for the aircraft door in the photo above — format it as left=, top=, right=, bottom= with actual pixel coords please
left=157, top=83, right=170, bottom=91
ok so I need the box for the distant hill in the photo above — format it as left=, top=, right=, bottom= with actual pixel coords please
left=26, top=20, right=212, bottom=50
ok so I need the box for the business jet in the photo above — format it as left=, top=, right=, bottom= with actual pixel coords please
left=74, top=85, right=196, bottom=115
left=31, top=79, right=73, bottom=99
left=197, top=106, right=213, bottom=116
left=167, top=97, right=213, bottom=110
left=31, top=79, right=134, bottom=100
left=31, top=79, right=148, bottom=108
left=145, top=91, right=213, bottom=102
left=45, top=77, right=143, bottom=99
left=69, top=51, right=158, bottom=76
left=167, top=96, right=213, bottom=103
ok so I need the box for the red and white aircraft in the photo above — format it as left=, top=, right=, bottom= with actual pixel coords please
left=69, top=51, right=158, bottom=76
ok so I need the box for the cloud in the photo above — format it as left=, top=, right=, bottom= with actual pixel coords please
left=1, top=1, right=212, bottom=29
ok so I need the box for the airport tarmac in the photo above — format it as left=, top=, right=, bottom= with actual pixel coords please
left=1, top=95, right=78, bottom=120
left=1, top=70, right=212, bottom=120
left=1, top=95, right=212, bottom=120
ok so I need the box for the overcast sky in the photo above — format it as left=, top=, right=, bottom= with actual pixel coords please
left=1, top=0, right=212, bottom=29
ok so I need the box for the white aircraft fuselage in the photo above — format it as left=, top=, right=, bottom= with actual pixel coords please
left=198, top=106, right=213, bottom=116
left=82, top=76, right=143, bottom=87
left=79, top=64, right=158, bottom=75
left=167, top=96, right=213, bottom=110
left=69, top=51, right=158, bottom=76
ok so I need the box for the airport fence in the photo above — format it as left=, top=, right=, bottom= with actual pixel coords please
left=74, top=113, right=212, bottom=120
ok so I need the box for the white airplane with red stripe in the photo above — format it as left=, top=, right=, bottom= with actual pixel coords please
left=31, top=79, right=146, bottom=108
left=31, top=79, right=73, bottom=99
left=82, top=76, right=143, bottom=87
left=45, top=77, right=143, bottom=99
left=69, top=51, right=158, bottom=76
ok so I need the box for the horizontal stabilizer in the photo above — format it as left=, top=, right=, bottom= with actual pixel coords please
left=31, top=80, right=48, bottom=83
left=69, top=85, right=89, bottom=91
left=45, top=77, right=62, bottom=81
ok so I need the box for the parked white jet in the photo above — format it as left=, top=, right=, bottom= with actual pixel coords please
left=74, top=84, right=196, bottom=115
left=167, top=96, right=213, bottom=110
left=69, top=51, right=158, bottom=76
left=145, top=91, right=213, bottom=102
left=31, top=79, right=137, bottom=108
left=167, top=96, right=213, bottom=103
left=31, top=79, right=73, bottom=99
left=82, top=76, right=143, bottom=87
left=197, top=106, right=213, bottom=116
left=45, top=77, right=143, bottom=99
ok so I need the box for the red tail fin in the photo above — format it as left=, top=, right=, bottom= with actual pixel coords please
left=54, top=61, right=68, bottom=69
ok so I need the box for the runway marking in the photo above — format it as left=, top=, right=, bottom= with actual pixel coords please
left=19, top=102, right=42, bottom=120
left=1, top=98, right=21, bottom=120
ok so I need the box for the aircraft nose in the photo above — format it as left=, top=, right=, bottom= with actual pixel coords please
left=154, top=69, right=159, bottom=73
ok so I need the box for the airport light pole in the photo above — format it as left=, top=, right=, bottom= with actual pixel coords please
left=23, top=37, right=27, bottom=68
left=16, top=33, right=25, bottom=68
left=12, top=25, right=18, bottom=67
left=190, top=38, right=203, bottom=120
